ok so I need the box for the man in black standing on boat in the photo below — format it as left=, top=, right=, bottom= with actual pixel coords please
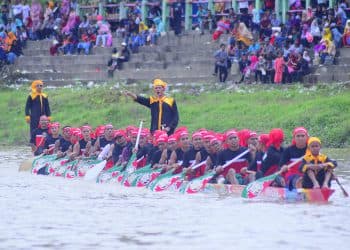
left=124, top=78, right=179, bottom=135
left=25, top=80, right=51, bottom=135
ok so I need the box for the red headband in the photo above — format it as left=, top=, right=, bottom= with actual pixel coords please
left=293, top=127, right=308, bottom=137
left=81, top=125, right=92, bottom=131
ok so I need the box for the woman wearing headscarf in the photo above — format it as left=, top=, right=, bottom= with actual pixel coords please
left=30, top=0, right=42, bottom=35
left=342, top=19, right=350, bottom=47
left=236, top=22, right=253, bottom=46
left=274, top=51, right=284, bottom=84
left=299, top=137, right=337, bottom=189
left=25, top=80, right=51, bottom=135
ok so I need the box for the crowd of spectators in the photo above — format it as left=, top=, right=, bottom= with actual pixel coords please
left=211, top=0, right=350, bottom=83
left=2, top=0, right=350, bottom=83
left=0, top=0, right=165, bottom=68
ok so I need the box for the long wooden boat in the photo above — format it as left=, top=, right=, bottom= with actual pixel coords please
left=19, top=155, right=336, bottom=203
left=203, top=184, right=335, bottom=202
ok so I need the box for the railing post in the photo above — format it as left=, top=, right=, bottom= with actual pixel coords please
left=141, top=0, right=147, bottom=22
left=208, top=0, right=214, bottom=13
left=282, top=0, right=287, bottom=24
left=305, top=0, right=310, bottom=9
left=119, top=1, right=127, bottom=20
left=255, top=0, right=260, bottom=10
left=162, top=0, right=170, bottom=31
left=231, top=0, right=237, bottom=12
left=185, top=0, right=192, bottom=31
left=98, top=0, right=105, bottom=16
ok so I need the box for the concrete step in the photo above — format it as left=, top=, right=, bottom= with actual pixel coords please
left=15, top=55, right=109, bottom=65
left=11, top=64, right=107, bottom=73
left=338, top=48, right=350, bottom=57
left=18, top=71, right=108, bottom=81
left=310, top=72, right=350, bottom=83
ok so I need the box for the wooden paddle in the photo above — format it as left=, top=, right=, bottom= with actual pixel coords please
left=242, top=157, right=304, bottom=198
left=84, top=120, right=144, bottom=182
left=18, top=153, right=44, bottom=172
left=179, top=149, right=250, bottom=194
left=333, top=174, right=349, bottom=197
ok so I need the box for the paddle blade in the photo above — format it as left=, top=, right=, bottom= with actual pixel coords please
left=241, top=173, right=279, bottom=198
left=19, top=158, right=35, bottom=172
left=84, top=160, right=107, bottom=181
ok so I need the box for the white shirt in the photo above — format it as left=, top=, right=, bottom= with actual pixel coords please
left=22, top=5, right=30, bottom=21
left=12, top=4, right=23, bottom=17
left=239, top=1, right=249, bottom=9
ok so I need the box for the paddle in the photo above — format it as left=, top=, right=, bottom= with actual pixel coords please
left=102, top=120, right=145, bottom=183
left=241, top=157, right=303, bottom=199
left=333, top=174, right=349, bottom=197
left=18, top=153, right=44, bottom=172
left=180, top=149, right=250, bottom=194
left=84, top=160, right=107, bottom=181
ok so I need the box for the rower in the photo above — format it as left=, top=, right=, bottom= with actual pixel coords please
left=299, top=137, right=337, bottom=189
left=93, top=124, right=116, bottom=156
left=56, top=126, right=73, bottom=158
left=247, top=132, right=267, bottom=177
left=261, top=128, right=285, bottom=179
left=69, top=125, right=95, bottom=160
left=215, top=129, right=255, bottom=185
left=107, top=129, right=132, bottom=168
left=43, top=122, right=61, bottom=155
left=29, top=115, right=50, bottom=156
left=279, top=127, right=309, bottom=190
left=149, top=135, right=170, bottom=169
left=166, top=129, right=191, bottom=174
left=183, top=131, right=204, bottom=181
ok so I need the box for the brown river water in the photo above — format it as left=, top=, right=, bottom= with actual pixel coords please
left=0, top=147, right=349, bottom=250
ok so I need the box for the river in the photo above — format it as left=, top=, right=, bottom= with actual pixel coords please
left=0, top=147, right=349, bottom=250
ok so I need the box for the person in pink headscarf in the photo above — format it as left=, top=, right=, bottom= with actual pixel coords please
left=95, top=20, right=112, bottom=47
left=60, top=0, right=70, bottom=18
left=30, top=0, right=42, bottom=33
left=62, top=9, right=78, bottom=35
left=274, top=51, right=284, bottom=84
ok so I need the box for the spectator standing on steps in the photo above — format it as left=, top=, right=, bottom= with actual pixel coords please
left=213, top=43, right=229, bottom=83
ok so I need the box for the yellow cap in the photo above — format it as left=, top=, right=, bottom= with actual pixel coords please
left=153, top=78, right=167, bottom=88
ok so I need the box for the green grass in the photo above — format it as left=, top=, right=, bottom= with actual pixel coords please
left=1, top=83, right=350, bottom=147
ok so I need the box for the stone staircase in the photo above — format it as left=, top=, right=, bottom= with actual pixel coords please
left=10, top=31, right=350, bottom=86
left=12, top=32, right=222, bottom=86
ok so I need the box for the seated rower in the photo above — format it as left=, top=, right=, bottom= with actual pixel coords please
left=248, top=133, right=269, bottom=178
left=69, top=125, right=95, bottom=160
left=106, top=129, right=132, bottom=169
left=133, top=129, right=150, bottom=169
left=55, top=126, right=73, bottom=158
left=30, top=115, right=50, bottom=156
left=165, top=129, right=191, bottom=174
left=299, top=137, right=337, bottom=189
left=279, top=127, right=308, bottom=190
left=183, top=131, right=204, bottom=181
left=215, top=129, right=255, bottom=185
left=150, top=135, right=172, bottom=169
left=43, top=122, right=61, bottom=155
left=93, top=124, right=115, bottom=157
left=147, top=130, right=167, bottom=165
left=261, top=128, right=284, bottom=183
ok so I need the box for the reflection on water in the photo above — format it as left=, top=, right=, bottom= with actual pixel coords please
left=0, top=147, right=349, bottom=250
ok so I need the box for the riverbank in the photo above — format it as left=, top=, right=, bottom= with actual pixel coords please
left=1, top=82, right=349, bottom=147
